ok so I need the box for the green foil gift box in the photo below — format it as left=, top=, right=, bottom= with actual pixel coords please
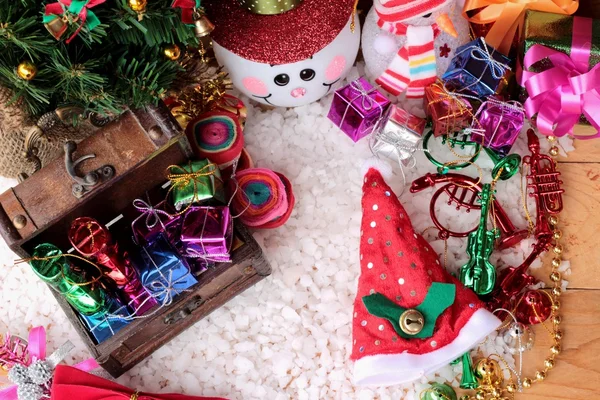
left=517, top=10, right=600, bottom=138
left=29, top=243, right=131, bottom=344
left=168, top=159, right=225, bottom=210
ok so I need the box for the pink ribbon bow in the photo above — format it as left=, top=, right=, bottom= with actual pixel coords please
left=521, top=16, right=600, bottom=139
left=45, top=0, right=106, bottom=44
left=0, top=326, right=99, bottom=399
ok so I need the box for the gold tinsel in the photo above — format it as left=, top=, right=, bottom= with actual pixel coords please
left=168, top=48, right=233, bottom=127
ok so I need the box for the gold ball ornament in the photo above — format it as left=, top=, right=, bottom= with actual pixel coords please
left=506, top=383, right=516, bottom=393
left=555, top=330, right=564, bottom=340
left=551, top=344, right=561, bottom=355
left=163, top=44, right=181, bottom=61
left=553, top=315, right=562, bottom=325
left=128, top=0, right=147, bottom=12
left=535, top=371, right=546, bottom=381
left=549, top=146, right=560, bottom=156
left=475, top=391, right=485, bottom=400
left=552, top=287, right=562, bottom=297
left=553, top=244, right=563, bottom=255
left=17, top=61, right=37, bottom=80
left=550, top=271, right=561, bottom=282
left=523, top=378, right=532, bottom=388
left=548, top=215, right=559, bottom=226
left=545, top=358, right=555, bottom=369
left=552, top=301, right=561, bottom=312
left=553, top=230, right=563, bottom=240
left=552, top=258, right=562, bottom=268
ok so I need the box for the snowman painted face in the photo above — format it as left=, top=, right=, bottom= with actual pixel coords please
left=213, top=18, right=360, bottom=108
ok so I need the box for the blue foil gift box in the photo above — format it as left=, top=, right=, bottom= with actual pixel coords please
left=131, top=233, right=198, bottom=303
left=442, top=38, right=511, bottom=99
left=79, top=296, right=132, bottom=344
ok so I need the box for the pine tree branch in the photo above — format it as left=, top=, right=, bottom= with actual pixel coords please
left=0, top=8, right=54, bottom=60
left=0, top=64, right=52, bottom=115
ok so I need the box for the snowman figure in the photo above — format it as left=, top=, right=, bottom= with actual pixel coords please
left=205, top=0, right=360, bottom=108
left=362, top=0, right=470, bottom=99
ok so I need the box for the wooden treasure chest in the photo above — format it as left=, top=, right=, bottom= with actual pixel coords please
left=0, top=104, right=271, bottom=377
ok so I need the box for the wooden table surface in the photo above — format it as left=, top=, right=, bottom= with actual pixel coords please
left=510, top=139, right=600, bottom=399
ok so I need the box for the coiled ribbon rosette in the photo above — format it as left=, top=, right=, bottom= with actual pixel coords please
left=51, top=365, right=227, bottom=399
left=521, top=16, right=600, bottom=139
left=0, top=326, right=98, bottom=400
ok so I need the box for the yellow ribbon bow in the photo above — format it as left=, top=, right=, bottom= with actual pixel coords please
left=463, top=0, right=579, bottom=55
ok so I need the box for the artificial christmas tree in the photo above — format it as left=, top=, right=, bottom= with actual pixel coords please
left=0, top=0, right=200, bottom=118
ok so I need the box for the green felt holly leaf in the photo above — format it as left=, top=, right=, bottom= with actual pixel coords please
left=362, top=282, right=456, bottom=339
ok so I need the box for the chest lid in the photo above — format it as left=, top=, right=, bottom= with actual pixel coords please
left=0, top=105, right=190, bottom=253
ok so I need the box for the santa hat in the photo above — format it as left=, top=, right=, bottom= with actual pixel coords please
left=204, top=0, right=356, bottom=65
left=351, top=167, right=501, bottom=386
left=375, top=0, right=451, bottom=22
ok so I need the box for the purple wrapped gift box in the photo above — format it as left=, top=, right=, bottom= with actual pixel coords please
left=327, top=77, right=391, bottom=142
left=180, top=206, right=233, bottom=263
left=131, top=198, right=181, bottom=246
left=470, top=100, right=525, bottom=156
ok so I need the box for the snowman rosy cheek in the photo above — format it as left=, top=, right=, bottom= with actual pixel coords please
left=242, top=77, right=269, bottom=97
left=325, top=55, right=347, bottom=82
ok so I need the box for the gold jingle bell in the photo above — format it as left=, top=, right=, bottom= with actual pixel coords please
left=44, top=16, right=67, bottom=40
left=475, top=359, right=504, bottom=386
left=193, top=8, right=215, bottom=38
left=128, top=0, right=147, bottom=12
left=422, top=382, right=458, bottom=400
left=399, top=309, right=424, bottom=335
left=17, top=61, right=38, bottom=81
left=164, top=44, right=182, bottom=61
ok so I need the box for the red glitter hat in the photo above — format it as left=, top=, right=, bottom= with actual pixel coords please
left=204, top=0, right=357, bottom=65
left=351, top=166, right=501, bottom=386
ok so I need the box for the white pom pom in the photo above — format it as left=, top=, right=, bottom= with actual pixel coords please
left=373, top=34, right=397, bottom=55
left=361, top=157, right=393, bottom=181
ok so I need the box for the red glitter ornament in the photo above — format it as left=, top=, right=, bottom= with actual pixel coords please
left=204, top=0, right=357, bottom=65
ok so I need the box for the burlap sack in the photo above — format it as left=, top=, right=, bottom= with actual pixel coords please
left=0, top=86, right=96, bottom=179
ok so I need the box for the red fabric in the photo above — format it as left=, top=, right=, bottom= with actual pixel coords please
left=51, top=366, right=228, bottom=400
left=172, top=0, right=196, bottom=24
left=350, top=169, right=485, bottom=361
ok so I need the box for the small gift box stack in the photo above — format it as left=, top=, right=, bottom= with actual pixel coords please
left=422, top=33, right=527, bottom=161
left=25, top=149, right=295, bottom=345
left=327, top=78, right=429, bottom=167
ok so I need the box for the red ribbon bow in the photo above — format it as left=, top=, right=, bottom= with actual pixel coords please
left=172, top=0, right=199, bottom=24
left=51, top=365, right=229, bottom=400
left=44, top=0, right=106, bottom=43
